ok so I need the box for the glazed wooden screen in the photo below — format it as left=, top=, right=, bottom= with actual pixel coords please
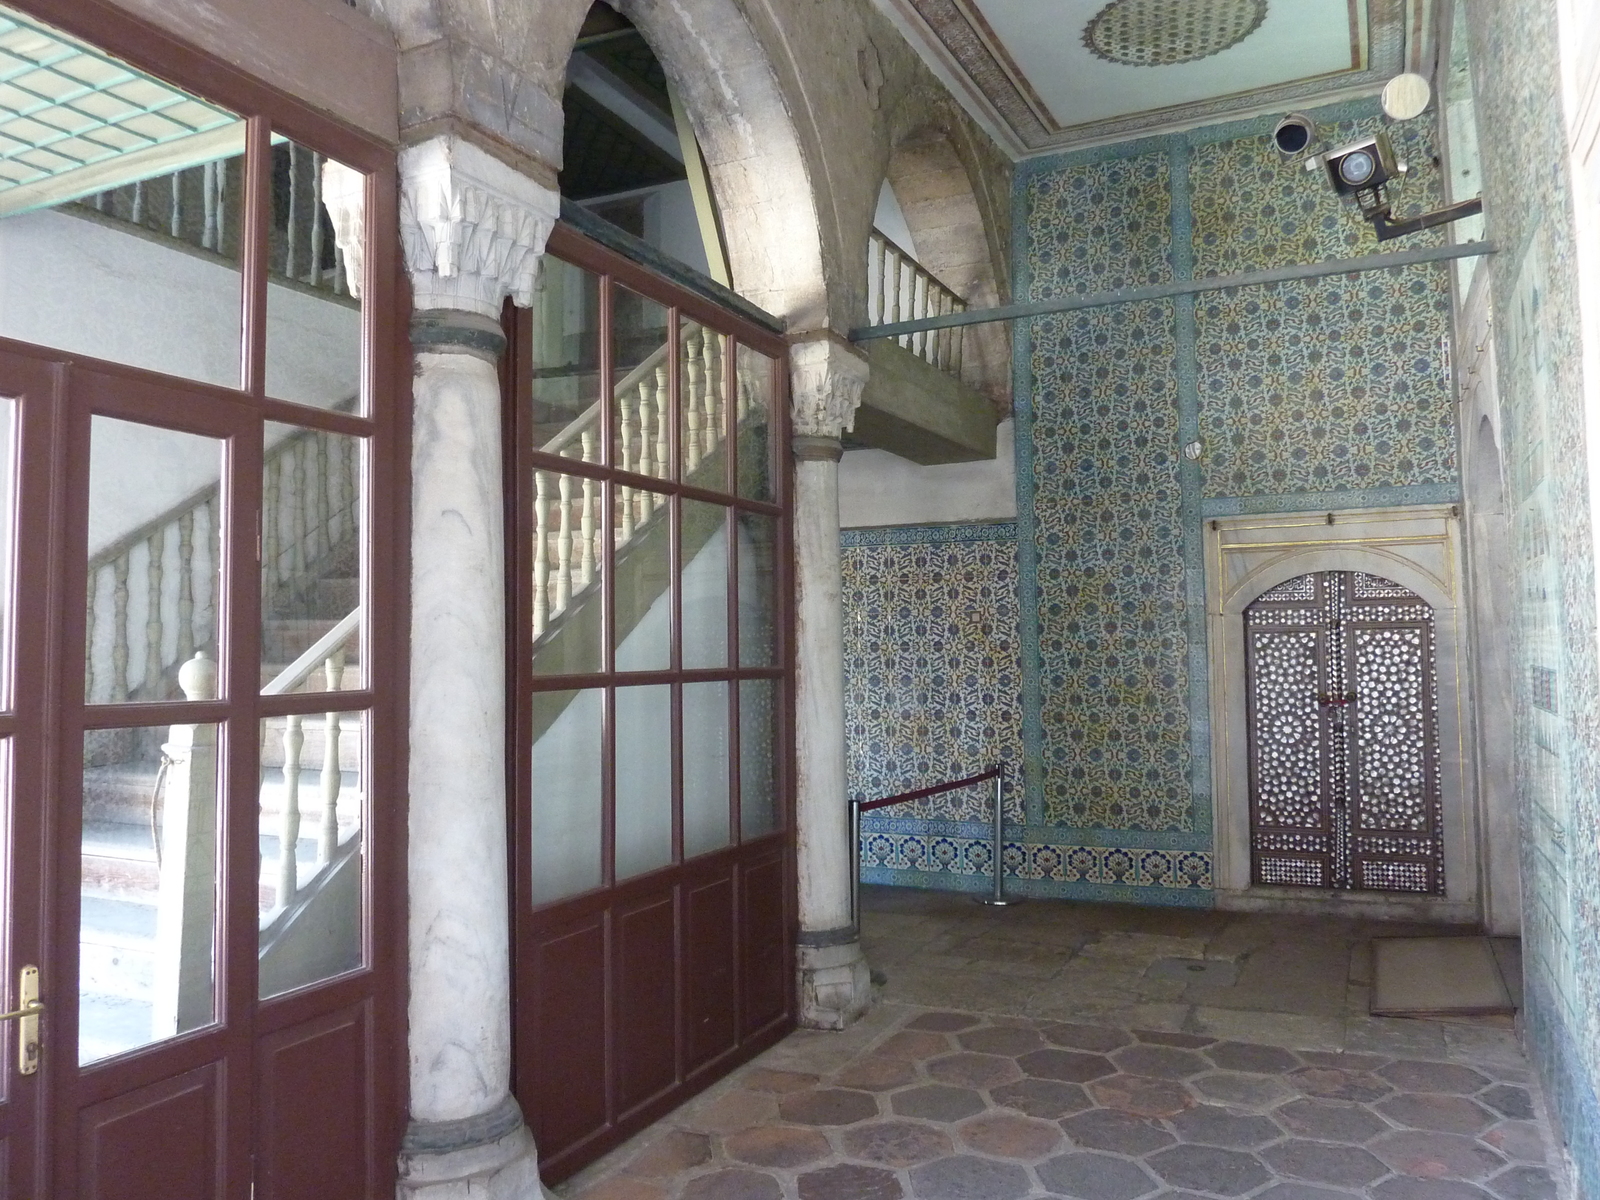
left=507, top=223, right=796, bottom=1183
left=1245, top=571, right=1445, bottom=894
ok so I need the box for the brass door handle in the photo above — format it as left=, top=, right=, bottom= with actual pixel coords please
left=6, top=966, right=40, bottom=1075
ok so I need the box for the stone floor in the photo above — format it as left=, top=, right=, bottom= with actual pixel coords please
left=555, top=888, right=1565, bottom=1200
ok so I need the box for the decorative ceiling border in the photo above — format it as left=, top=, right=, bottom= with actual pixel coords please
left=880, top=0, right=1418, bottom=158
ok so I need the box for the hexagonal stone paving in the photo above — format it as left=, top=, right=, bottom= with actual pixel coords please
left=839, top=1120, right=954, bottom=1167
left=1193, top=1071, right=1294, bottom=1107
left=1377, top=1091, right=1495, bottom=1134
left=989, top=1076, right=1092, bottom=1118
left=1205, top=1041, right=1302, bottom=1074
left=956, top=1111, right=1062, bottom=1159
left=889, top=1084, right=986, bottom=1123
left=1037, top=1150, right=1161, bottom=1200
left=1369, top=1129, right=1507, bottom=1180
left=908, top=1154, right=1033, bottom=1200
left=1481, top=1084, right=1537, bottom=1120
left=1112, top=1044, right=1211, bottom=1079
left=834, top=1056, right=918, bottom=1091
left=724, top=1125, right=832, bottom=1168
left=874, top=1030, right=951, bottom=1061
left=906, top=1011, right=983, bottom=1033
left=957, top=1025, right=1048, bottom=1056
left=1378, top=1059, right=1491, bottom=1095
left=797, top=1163, right=903, bottom=1200
left=1370, top=1180, right=1495, bottom=1200
left=926, top=1051, right=1021, bottom=1090
left=1288, top=1066, right=1393, bottom=1102
left=1060, top=1108, right=1175, bottom=1155
left=1260, top=1139, right=1388, bottom=1187
left=1018, top=1047, right=1118, bottom=1083
left=1041, top=1023, right=1134, bottom=1053
left=1273, top=1097, right=1391, bottom=1143
left=1088, top=1073, right=1196, bottom=1118
left=1147, top=1144, right=1271, bottom=1196
left=1486, top=1164, right=1560, bottom=1200
left=778, top=1088, right=879, bottom=1126
left=680, top=1168, right=782, bottom=1200
left=1168, top=1104, right=1281, bottom=1148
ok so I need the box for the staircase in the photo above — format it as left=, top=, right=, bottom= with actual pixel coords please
left=79, top=422, right=363, bottom=1060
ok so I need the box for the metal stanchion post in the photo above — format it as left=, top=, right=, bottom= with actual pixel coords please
left=977, top=768, right=1013, bottom=907
left=850, top=797, right=862, bottom=930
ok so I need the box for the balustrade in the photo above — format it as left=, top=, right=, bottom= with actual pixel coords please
left=530, top=325, right=741, bottom=643
left=866, top=229, right=967, bottom=377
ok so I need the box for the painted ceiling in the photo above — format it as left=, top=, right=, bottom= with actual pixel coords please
left=875, top=0, right=1437, bottom=157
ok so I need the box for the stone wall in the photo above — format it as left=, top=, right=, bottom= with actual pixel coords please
left=1465, top=1, right=1600, bottom=1190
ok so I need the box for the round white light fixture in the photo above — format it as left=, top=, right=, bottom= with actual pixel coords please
left=1338, top=150, right=1377, bottom=188
left=1381, top=73, right=1432, bottom=121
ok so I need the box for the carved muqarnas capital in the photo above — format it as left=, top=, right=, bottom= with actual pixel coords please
left=789, top=334, right=870, bottom=441
left=399, top=135, right=560, bottom=317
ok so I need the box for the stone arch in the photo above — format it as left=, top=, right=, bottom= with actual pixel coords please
left=879, top=114, right=1011, bottom=412
left=603, top=0, right=830, bottom=330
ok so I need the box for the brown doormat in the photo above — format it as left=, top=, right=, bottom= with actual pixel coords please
left=1370, top=936, right=1516, bottom=1018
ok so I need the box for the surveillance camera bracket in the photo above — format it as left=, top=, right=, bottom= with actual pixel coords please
left=1363, top=195, right=1484, bottom=242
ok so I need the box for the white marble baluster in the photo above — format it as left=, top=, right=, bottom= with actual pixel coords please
left=701, top=341, right=720, bottom=462
left=653, top=364, right=670, bottom=508
left=555, top=473, right=573, bottom=615
left=580, top=431, right=598, bottom=588
left=704, top=331, right=724, bottom=452
left=532, top=472, right=550, bottom=637
left=177, top=511, right=196, bottom=665
left=685, top=328, right=705, bottom=475
left=278, top=713, right=303, bottom=907
left=618, top=389, right=637, bottom=544
left=320, top=648, right=345, bottom=864
left=263, top=453, right=281, bottom=597
left=144, top=531, right=165, bottom=696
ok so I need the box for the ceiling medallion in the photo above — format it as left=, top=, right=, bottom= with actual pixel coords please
left=1083, top=0, right=1270, bottom=68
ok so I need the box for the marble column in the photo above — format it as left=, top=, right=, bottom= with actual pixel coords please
left=396, top=134, right=558, bottom=1200
left=789, top=333, right=875, bottom=1030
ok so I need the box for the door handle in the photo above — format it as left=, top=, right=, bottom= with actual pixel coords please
left=1, top=966, right=40, bottom=1075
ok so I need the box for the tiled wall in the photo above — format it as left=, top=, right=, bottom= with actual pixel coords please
left=1465, top=2, right=1600, bottom=1190
left=842, top=97, right=1460, bottom=908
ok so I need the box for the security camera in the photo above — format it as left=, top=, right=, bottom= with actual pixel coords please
left=1323, top=134, right=1404, bottom=199
left=1272, top=114, right=1317, bottom=158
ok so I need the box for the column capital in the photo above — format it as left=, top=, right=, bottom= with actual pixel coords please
left=399, top=134, right=560, bottom=318
left=788, top=332, right=869, bottom=442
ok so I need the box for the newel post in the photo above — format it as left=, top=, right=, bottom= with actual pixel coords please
left=788, top=332, right=875, bottom=1030
left=397, top=134, right=559, bottom=1200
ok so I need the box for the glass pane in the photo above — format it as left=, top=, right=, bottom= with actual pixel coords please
left=533, top=468, right=604, bottom=676
left=735, top=344, right=775, bottom=500
left=86, top=417, right=223, bottom=703
left=614, top=486, right=671, bottom=673
left=264, top=139, right=363, bottom=412
left=0, top=1, right=245, bottom=387
left=680, top=321, right=727, bottom=489
left=81, top=722, right=218, bottom=1063
left=740, top=680, right=778, bottom=839
left=612, top=286, right=669, bottom=474
left=261, top=423, right=364, bottom=695
left=738, top=512, right=778, bottom=667
left=259, top=710, right=365, bottom=997
left=530, top=257, right=602, bottom=461
left=683, top=682, right=731, bottom=859
left=0, top=397, right=14, bottom=708
left=530, top=688, right=603, bottom=904
left=615, top=684, right=672, bottom=880
left=682, top=500, right=729, bottom=669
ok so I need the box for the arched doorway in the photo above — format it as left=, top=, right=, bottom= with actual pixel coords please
left=1244, top=571, right=1444, bottom=894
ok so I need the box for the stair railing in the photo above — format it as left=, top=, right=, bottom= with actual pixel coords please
left=261, top=608, right=359, bottom=914
left=532, top=324, right=759, bottom=641
left=866, top=228, right=966, bottom=377
left=84, top=424, right=359, bottom=706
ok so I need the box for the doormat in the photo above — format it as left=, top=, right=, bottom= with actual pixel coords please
left=1370, top=936, right=1515, bottom=1018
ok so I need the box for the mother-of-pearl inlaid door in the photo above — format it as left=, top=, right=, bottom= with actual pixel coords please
left=1245, top=571, right=1445, bottom=894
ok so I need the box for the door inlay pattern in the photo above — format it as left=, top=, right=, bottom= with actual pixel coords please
left=1246, top=571, right=1443, bottom=894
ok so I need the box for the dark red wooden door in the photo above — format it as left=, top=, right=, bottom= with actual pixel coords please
left=508, top=226, right=796, bottom=1183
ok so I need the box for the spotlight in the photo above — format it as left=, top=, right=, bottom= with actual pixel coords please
left=1323, top=134, right=1403, bottom=198
left=1272, top=113, right=1316, bottom=158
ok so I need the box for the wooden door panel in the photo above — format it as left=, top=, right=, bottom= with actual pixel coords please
left=257, top=1002, right=371, bottom=1200
left=684, top=875, right=735, bottom=1072
left=615, top=895, right=676, bottom=1114
left=530, top=914, right=607, bottom=1151
left=78, top=1063, right=223, bottom=1200
left=740, top=853, right=787, bottom=1036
